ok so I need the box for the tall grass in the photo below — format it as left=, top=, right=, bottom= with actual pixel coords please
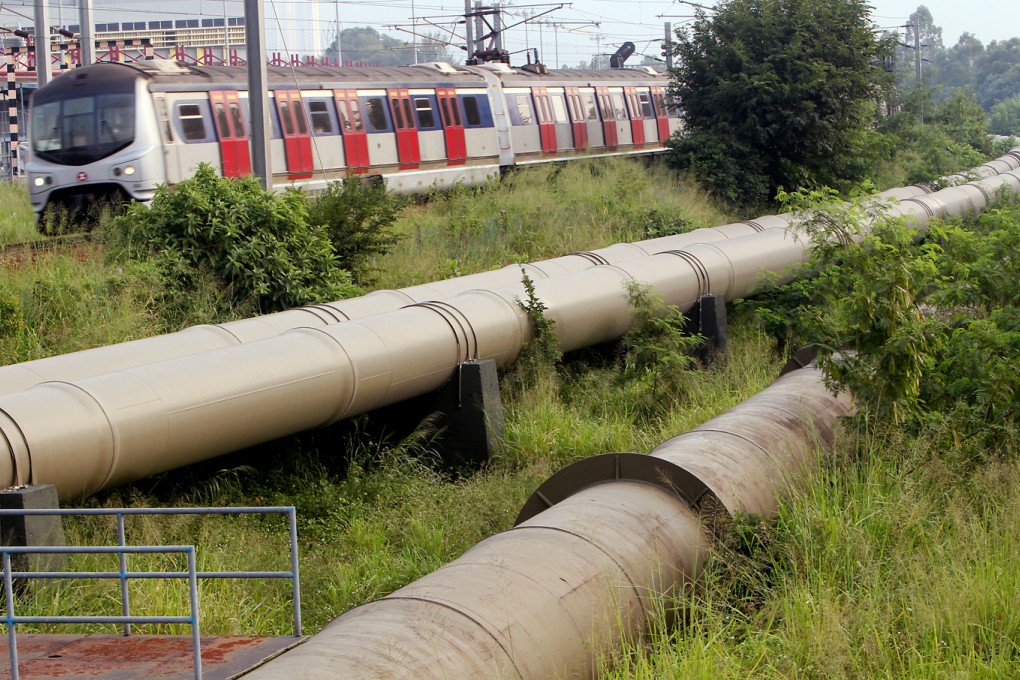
left=374, top=158, right=734, bottom=287
left=0, top=182, right=39, bottom=244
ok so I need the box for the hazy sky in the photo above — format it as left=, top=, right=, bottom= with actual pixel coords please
left=0, top=1, right=1015, bottom=64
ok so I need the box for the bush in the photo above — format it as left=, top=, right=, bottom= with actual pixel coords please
left=107, top=165, right=358, bottom=313
left=750, top=187, right=1020, bottom=451
left=306, top=179, right=403, bottom=286
left=989, top=96, right=1020, bottom=136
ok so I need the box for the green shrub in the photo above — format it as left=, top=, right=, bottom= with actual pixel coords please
left=107, top=165, right=358, bottom=313
left=306, top=179, right=404, bottom=286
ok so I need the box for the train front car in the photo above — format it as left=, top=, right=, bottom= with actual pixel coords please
left=27, top=62, right=168, bottom=224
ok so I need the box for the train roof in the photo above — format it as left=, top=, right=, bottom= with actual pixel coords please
left=34, top=60, right=669, bottom=98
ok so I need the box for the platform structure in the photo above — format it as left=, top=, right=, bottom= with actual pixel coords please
left=1, top=497, right=303, bottom=680
left=0, top=634, right=305, bottom=679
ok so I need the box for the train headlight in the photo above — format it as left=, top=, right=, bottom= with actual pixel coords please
left=123, top=165, right=136, bottom=176
left=33, top=176, right=46, bottom=187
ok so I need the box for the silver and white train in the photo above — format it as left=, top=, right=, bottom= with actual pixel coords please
left=26, top=59, right=682, bottom=219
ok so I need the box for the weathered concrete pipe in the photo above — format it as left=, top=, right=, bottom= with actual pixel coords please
left=0, top=221, right=815, bottom=496
left=6, top=149, right=1017, bottom=396
left=242, top=365, right=855, bottom=679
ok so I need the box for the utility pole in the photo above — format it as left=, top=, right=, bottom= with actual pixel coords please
left=914, top=20, right=922, bottom=87
left=464, top=0, right=475, bottom=63
left=663, top=22, right=672, bottom=69
left=244, top=0, right=271, bottom=188
left=33, top=0, right=52, bottom=86
left=78, top=0, right=95, bottom=66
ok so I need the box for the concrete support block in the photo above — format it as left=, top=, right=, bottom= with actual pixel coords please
left=1, top=484, right=65, bottom=573
left=360, top=359, right=505, bottom=469
left=684, top=294, right=729, bottom=364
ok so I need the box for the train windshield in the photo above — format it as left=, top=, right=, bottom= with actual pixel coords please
left=31, top=93, right=135, bottom=165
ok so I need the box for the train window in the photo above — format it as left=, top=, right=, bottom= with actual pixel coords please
left=214, top=103, right=231, bottom=138
left=308, top=99, right=335, bottom=135
left=653, top=92, right=669, bottom=116
left=402, top=99, right=415, bottom=129
left=462, top=97, right=479, bottom=126
left=611, top=93, right=627, bottom=121
left=439, top=98, right=452, bottom=127
left=278, top=100, right=295, bottom=136
left=348, top=100, right=365, bottom=131
left=414, top=97, right=439, bottom=130
left=390, top=98, right=406, bottom=129
left=638, top=92, right=654, bottom=119
left=177, top=103, right=210, bottom=142
left=550, top=95, right=568, bottom=124
left=581, top=93, right=598, bottom=121
left=229, top=102, right=246, bottom=136
left=292, top=99, right=309, bottom=135
left=514, top=95, right=533, bottom=125
left=364, top=97, right=390, bottom=132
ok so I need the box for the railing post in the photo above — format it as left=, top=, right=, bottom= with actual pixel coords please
left=187, top=546, right=203, bottom=680
left=3, top=551, right=20, bottom=680
left=288, top=507, right=302, bottom=636
left=117, top=512, right=131, bottom=636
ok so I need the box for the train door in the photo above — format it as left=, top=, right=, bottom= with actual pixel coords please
left=436, top=88, right=466, bottom=165
left=595, top=87, right=618, bottom=148
left=608, top=88, right=633, bottom=146
left=386, top=88, right=421, bottom=170
left=623, top=87, right=646, bottom=148
left=579, top=89, right=603, bottom=148
left=565, top=87, right=588, bottom=150
left=650, top=87, right=670, bottom=143
left=334, top=89, right=370, bottom=173
left=274, top=90, right=314, bottom=179
left=209, top=90, right=252, bottom=177
left=547, top=89, right=573, bottom=151
left=532, top=87, right=557, bottom=153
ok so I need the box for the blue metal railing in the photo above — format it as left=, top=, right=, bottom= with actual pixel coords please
left=0, top=506, right=301, bottom=680
left=3, top=545, right=201, bottom=680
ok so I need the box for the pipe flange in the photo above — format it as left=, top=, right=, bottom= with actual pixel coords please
left=515, top=452, right=711, bottom=525
left=779, top=346, right=818, bottom=377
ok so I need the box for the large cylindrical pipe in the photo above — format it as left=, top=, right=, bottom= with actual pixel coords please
left=244, top=365, right=854, bottom=679
left=8, top=149, right=1017, bottom=397
left=1, top=165, right=1016, bottom=497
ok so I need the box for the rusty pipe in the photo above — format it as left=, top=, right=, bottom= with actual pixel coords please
left=243, top=365, right=854, bottom=679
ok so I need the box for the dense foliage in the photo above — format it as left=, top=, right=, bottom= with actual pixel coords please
left=306, top=179, right=403, bottom=286
left=750, top=188, right=1020, bottom=451
left=667, top=0, right=893, bottom=206
left=896, top=7, right=1020, bottom=125
left=108, top=165, right=359, bottom=314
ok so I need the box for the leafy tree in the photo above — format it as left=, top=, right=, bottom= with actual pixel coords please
left=989, top=96, right=1020, bottom=135
left=667, top=0, right=894, bottom=207
left=323, top=26, right=459, bottom=66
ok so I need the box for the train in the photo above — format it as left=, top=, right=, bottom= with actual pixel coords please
left=25, top=59, right=681, bottom=220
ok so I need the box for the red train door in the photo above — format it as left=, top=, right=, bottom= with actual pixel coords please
left=533, top=87, right=557, bottom=153
left=209, top=90, right=252, bottom=177
left=624, top=87, right=646, bottom=148
left=565, top=87, right=588, bottom=150
left=596, top=87, right=618, bottom=148
left=651, top=86, right=670, bottom=143
left=436, top=88, right=466, bottom=165
left=387, top=88, right=421, bottom=170
left=334, top=89, right=370, bottom=173
left=274, top=90, right=314, bottom=179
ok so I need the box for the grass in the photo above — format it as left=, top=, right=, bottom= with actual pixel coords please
left=4, top=156, right=1017, bottom=680
left=373, top=158, right=734, bottom=287
left=0, top=182, right=40, bottom=244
